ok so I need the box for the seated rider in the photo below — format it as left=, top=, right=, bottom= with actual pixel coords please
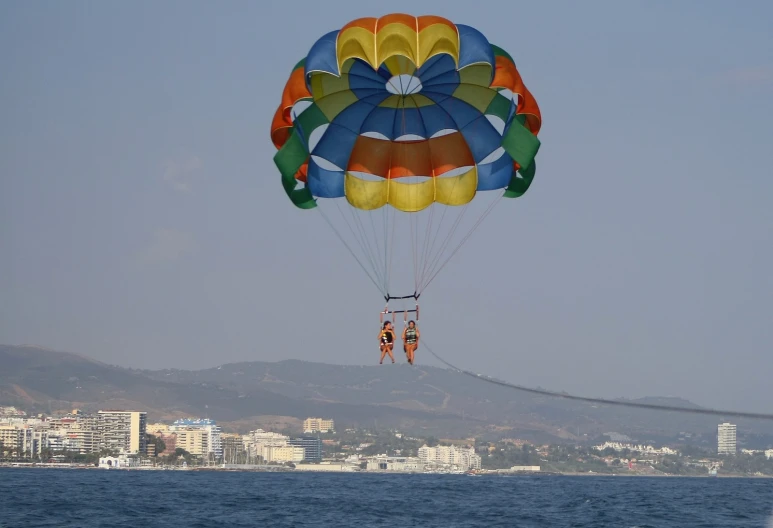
left=402, top=320, right=420, bottom=365
left=379, top=321, right=396, bottom=364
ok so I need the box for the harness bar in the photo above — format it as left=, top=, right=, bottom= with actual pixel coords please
left=384, top=292, right=420, bottom=302
left=379, top=304, right=420, bottom=324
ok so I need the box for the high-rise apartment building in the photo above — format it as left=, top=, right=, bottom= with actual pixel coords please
left=717, top=422, right=737, bottom=455
left=169, top=418, right=222, bottom=459
left=98, top=411, right=147, bottom=454
left=174, top=428, right=210, bottom=456
left=0, top=425, right=23, bottom=456
left=66, top=415, right=99, bottom=454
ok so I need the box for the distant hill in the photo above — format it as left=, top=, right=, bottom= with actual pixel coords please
left=2, top=345, right=771, bottom=446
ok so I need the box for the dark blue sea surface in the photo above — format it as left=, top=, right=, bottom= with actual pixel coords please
left=1, top=469, right=772, bottom=527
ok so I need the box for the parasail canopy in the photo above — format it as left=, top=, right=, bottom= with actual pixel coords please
left=271, top=14, right=543, bottom=303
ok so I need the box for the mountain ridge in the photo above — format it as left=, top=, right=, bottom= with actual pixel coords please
left=2, top=344, right=770, bottom=446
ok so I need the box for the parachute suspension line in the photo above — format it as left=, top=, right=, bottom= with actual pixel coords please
left=418, top=197, right=470, bottom=293
left=417, top=203, right=437, bottom=292
left=413, top=200, right=424, bottom=294
left=410, top=199, right=419, bottom=293
left=417, top=190, right=445, bottom=288
left=364, top=207, right=387, bottom=292
left=420, top=339, right=773, bottom=421
left=387, top=195, right=398, bottom=295
left=316, top=205, right=386, bottom=296
left=381, top=192, right=390, bottom=294
left=348, top=208, right=384, bottom=287
left=354, top=201, right=390, bottom=295
left=335, top=199, right=387, bottom=293
left=332, top=203, right=387, bottom=294
left=331, top=201, right=376, bottom=283
left=423, top=192, right=503, bottom=292
left=415, top=180, right=475, bottom=295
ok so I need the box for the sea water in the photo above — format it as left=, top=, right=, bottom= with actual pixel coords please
left=1, top=469, right=772, bottom=527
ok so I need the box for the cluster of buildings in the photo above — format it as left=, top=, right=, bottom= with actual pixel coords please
left=359, top=444, right=482, bottom=473
left=592, top=442, right=679, bottom=455
left=0, top=408, right=148, bottom=457
left=147, top=418, right=222, bottom=459
left=235, top=429, right=322, bottom=464
left=0, top=406, right=483, bottom=473
left=0, top=407, right=329, bottom=466
left=718, top=422, right=773, bottom=459
left=594, top=423, right=773, bottom=458
left=5, top=404, right=772, bottom=473
left=145, top=417, right=334, bottom=464
left=123, top=418, right=325, bottom=464
left=595, top=423, right=773, bottom=460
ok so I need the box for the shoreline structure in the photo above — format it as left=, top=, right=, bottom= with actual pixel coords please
left=0, top=463, right=767, bottom=478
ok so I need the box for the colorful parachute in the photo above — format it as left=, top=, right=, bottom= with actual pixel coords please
left=271, top=14, right=542, bottom=305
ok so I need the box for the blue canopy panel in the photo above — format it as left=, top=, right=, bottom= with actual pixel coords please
left=412, top=103, right=461, bottom=138
left=311, top=123, right=358, bottom=170
left=416, top=55, right=459, bottom=85
left=330, top=93, right=392, bottom=136
left=306, top=157, right=345, bottom=198
left=477, top=149, right=514, bottom=191
left=304, top=30, right=340, bottom=85
left=457, top=25, right=496, bottom=84
left=459, top=115, right=504, bottom=162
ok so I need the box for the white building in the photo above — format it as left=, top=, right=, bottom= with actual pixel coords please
left=245, top=429, right=292, bottom=463
left=367, top=456, right=425, bottom=472
left=593, top=442, right=678, bottom=456
left=99, top=454, right=139, bottom=468
left=418, top=445, right=481, bottom=471
left=717, top=423, right=736, bottom=455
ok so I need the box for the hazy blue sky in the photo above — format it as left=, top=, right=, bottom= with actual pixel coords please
left=1, top=1, right=771, bottom=412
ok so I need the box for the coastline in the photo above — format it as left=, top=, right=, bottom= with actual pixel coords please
left=1, top=463, right=769, bottom=478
